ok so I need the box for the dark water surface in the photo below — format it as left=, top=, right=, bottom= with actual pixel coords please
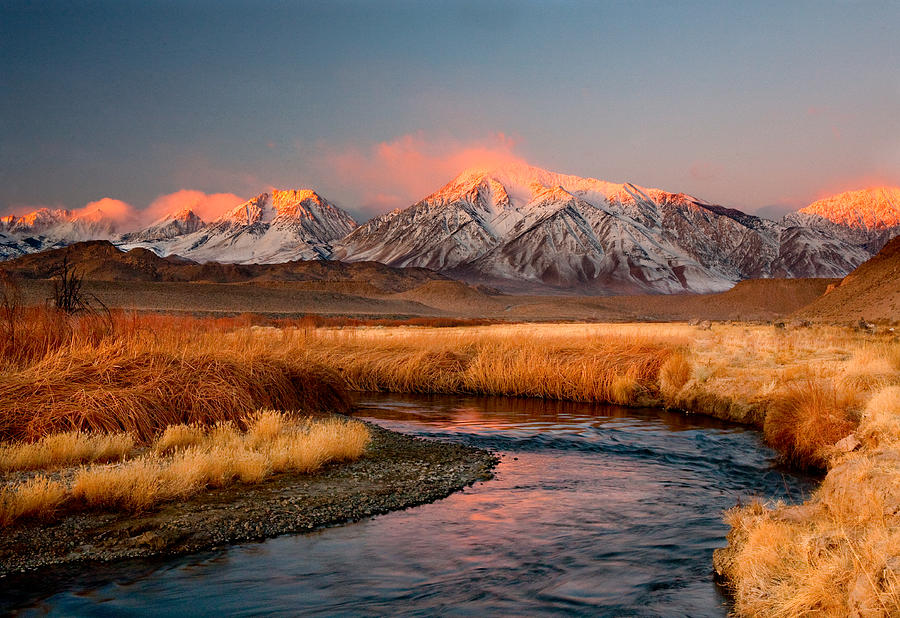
left=3, top=394, right=817, bottom=616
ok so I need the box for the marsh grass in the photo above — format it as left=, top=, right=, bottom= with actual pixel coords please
left=764, top=380, right=861, bottom=468
left=0, top=475, right=66, bottom=527
left=716, top=386, right=900, bottom=616
left=0, top=309, right=350, bottom=442
left=0, top=431, right=134, bottom=472
left=300, top=324, right=685, bottom=405
left=2, top=308, right=900, bottom=614
left=1, top=413, right=370, bottom=526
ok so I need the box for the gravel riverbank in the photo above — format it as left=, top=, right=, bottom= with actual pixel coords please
left=0, top=421, right=498, bottom=579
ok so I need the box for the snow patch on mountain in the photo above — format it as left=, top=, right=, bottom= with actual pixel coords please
left=118, top=209, right=205, bottom=243
left=784, top=187, right=900, bottom=253
left=119, top=189, right=357, bottom=264
left=334, top=163, right=871, bottom=293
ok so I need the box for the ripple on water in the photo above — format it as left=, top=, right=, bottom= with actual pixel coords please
left=5, top=393, right=818, bottom=616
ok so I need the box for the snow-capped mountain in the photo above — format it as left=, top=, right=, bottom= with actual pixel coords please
left=0, top=207, right=123, bottom=242
left=118, top=208, right=205, bottom=243
left=0, top=171, right=889, bottom=294
left=0, top=230, right=32, bottom=261
left=784, top=187, right=900, bottom=253
left=120, top=189, right=358, bottom=264
left=0, top=206, right=129, bottom=259
left=333, top=163, right=870, bottom=293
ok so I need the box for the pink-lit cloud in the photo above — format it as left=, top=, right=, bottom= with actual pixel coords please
left=1, top=191, right=246, bottom=231
left=144, top=190, right=244, bottom=223
left=74, top=197, right=140, bottom=227
left=312, top=131, right=529, bottom=213
left=810, top=172, right=900, bottom=202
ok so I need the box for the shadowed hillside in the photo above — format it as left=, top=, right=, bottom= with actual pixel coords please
left=0, top=241, right=448, bottom=293
left=0, top=240, right=851, bottom=322
left=794, top=236, right=900, bottom=323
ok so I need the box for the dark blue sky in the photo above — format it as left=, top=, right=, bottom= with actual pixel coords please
left=3, top=0, right=899, bottom=221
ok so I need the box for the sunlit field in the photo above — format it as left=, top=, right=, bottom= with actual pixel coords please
left=1, top=309, right=899, bottom=614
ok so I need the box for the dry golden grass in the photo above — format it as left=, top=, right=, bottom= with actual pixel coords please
left=154, top=424, right=204, bottom=454
left=72, top=457, right=162, bottom=512
left=0, top=430, right=134, bottom=472
left=659, top=351, right=692, bottom=397
left=715, top=385, right=900, bottom=616
left=283, top=321, right=897, bottom=467
left=764, top=380, right=861, bottom=468
left=0, top=309, right=350, bottom=442
left=2, top=308, right=899, bottom=614
left=299, top=323, right=688, bottom=405
left=0, top=475, right=66, bottom=526
left=1, top=413, right=369, bottom=526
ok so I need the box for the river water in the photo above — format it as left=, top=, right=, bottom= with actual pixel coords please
left=3, top=394, right=817, bottom=616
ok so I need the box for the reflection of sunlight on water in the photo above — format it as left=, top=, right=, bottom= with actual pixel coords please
left=355, top=392, right=742, bottom=435
left=4, top=393, right=819, bottom=616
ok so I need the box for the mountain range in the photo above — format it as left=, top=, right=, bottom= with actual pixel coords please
left=2, top=164, right=898, bottom=294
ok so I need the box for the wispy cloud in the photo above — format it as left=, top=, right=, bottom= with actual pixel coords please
left=2, top=191, right=245, bottom=230
left=305, top=131, right=528, bottom=214
left=144, top=190, right=244, bottom=223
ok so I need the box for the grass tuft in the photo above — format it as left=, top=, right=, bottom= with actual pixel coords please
left=2, top=413, right=370, bottom=523
left=0, top=431, right=134, bottom=472
left=764, top=380, right=861, bottom=468
left=0, top=475, right=67, bottom=527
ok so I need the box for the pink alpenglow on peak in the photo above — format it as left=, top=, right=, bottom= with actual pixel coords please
left=799, top=187, right=900, bottom=230
left=785, top=186, right=900, bottom=253
left=121, top=188, right=358, bottom=264
left=333, top=163, right=871, bottom=293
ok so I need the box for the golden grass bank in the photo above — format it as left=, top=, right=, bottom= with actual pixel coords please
left=1, top=311, right=899, bottom=615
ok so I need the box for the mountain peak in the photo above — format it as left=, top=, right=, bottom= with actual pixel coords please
left=167, top=207, right=201, bottom=222
left=217, top=188, right=347, bottom=226
left=428, top=162, right=694, bottom=212
left=270, top=188, right=334, bottom=220
left=800, top=186, right=900, bottom=230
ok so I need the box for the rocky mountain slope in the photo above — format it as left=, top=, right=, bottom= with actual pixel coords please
left=333, top=164, right=869, bottom=293
left=118, top=209, right=205, bottom=243
left=784, top=186, right=900, bottom=253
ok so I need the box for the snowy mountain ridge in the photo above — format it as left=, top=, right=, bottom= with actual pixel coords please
left=783, top=186, right=900, bottom=253
left=1, top=167, right=895, bottom=293
left=119, top=189, right=359, bottom=264
left=333, top=164, right=872, bottom=293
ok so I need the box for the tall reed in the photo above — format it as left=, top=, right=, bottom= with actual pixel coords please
left=0, top=307, right=350, bottom=442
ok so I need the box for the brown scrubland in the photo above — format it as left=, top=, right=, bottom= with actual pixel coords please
left=2, top=240, right=851, bottom=322
left=0, top=302, right=898, bottom=614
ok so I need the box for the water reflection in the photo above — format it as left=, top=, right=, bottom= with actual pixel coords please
left=2, top=394, right=818, bottom=616
left=356, top=392, right=736, bottom=433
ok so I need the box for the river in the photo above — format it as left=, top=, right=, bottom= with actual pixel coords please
left=3, top=394, right=817, bottom=616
